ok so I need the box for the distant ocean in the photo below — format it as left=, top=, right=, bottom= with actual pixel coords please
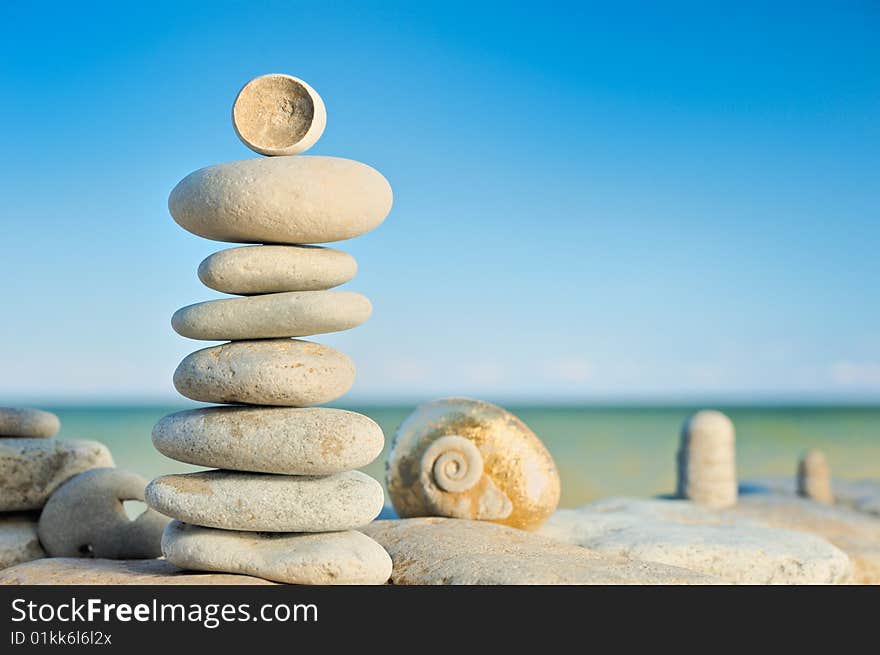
left=46, top=404, right=880, bottom=507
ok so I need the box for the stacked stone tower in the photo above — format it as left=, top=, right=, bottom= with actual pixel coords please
left=145, top=74, right=393, bottom=584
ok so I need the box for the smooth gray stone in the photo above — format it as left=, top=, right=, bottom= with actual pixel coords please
left=163, top=521, right=392, bottom=585
left=38, top=468, right=169, bottom=559
left=0, top=439, right=114, bottom=511
left=539, top=498, right=852, bottom=584
left=171, top=291, right=372, bottom=340
left=169, top=156, right=393, bottom=244
left=0, top=407, right=60, bottom=438
left=173, top=339, right=355, bottom=407
left=0, top=513, right=45, bottom=570
left=361, top=518, right=716, bottom=585
left=198, top=245, right=357, bottom=295
left=145, top=470, right=384, bottom=532
left=152, top=406, right=384, bottom=475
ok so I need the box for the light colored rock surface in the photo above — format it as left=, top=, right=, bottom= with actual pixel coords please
left=798, top=449, right=834, bottom=504
left=539, top=498, right=851, bottom=584
left=0, top=439, right=114, bottom=511
left=0, top=407, right=59, bottom=438
left=169, top=156, right=393, bottom=244
left=38, top=468, right=169, bottom=559
left=173, top=338, right=355, bottom=406
left=0, top=557, right=275, bottom=585
left=361, top=517, right=716, bottom=585
left=232, top=74, right=326, bottom=157
left=146, top=470, right=383, bottom=532
left=744, top=477, right=880, bottom=518
left=677, top=410, right=737, bottom=508
left=172, top=290, right=372, bottom=340
left=199, top=245, right=357, bottom=295
left=730, top=493, right=880, bottom=584
left=0, top=514, right=45, bottom=570
left=152, top=406, right=384, bottom=475
left=163, top=521, right=391, bottom=585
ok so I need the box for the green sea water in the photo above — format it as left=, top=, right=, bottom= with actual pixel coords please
left=46, top=404, right=880, bottom=507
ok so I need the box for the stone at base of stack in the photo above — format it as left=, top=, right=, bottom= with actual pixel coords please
left=146, top=73, right=394, bottom=585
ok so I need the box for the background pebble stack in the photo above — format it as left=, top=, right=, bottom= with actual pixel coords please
left=145, top=73, right=393, bottom=584
left=0, top=407, right=113, bottom=569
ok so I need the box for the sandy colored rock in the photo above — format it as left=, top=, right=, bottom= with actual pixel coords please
left=730, top=493, right=880, bottom=584
left=38, top=468, right=169, bottom=559
left=146, top=470, right=383, bottom=532
left=0, top=407, right=59, bottom=438
left=232, top=74, right=326, bottom=157
left=152, top=406, right=384, bottom=475
left=172, top=290, right=372, bottom=341
left=539, top=498, right=851, bottom=584
left=173, top=339, right=355, bottom=407
left=797, top=449, right=834, bottom=504
left=0, top=438, right=114, bottom=511
left=169, top=156, right=393, bottom=244
left=163, top=521, right=391, bottom=585
left=744, top=477, right=880, bottom=518
left=0, top=513, right=45, bottom=570
left=0, top=557, right=275, bottom=585
left=361, top=517, right=716, bottom=585
left=677, top=410, right=737, bottom=509
left=199, top=245, right=357, bottom=295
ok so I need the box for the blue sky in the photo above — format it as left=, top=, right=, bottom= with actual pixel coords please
left=0, top=1, right=877, bottom=403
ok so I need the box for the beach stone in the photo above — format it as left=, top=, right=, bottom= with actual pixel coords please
left=233, top=73, right=326, bottom=157
left=0, top=407, right=59, bottom=438
left=0, top=558, right=275, bottom=585
left=539, top=498, right=851, bottom=584
left=730, top=493, right=880, bottom=584
left=798, top=449, right=834, bottom=504
left=677, top=410, right=737, bottom=508
left=163, top=521, right=392, bottom=585
left=744, top=477, right=880, bottom=518
left=0, top=514, right=45, bottom=570
left=38, top=468, right=169, bottom=559
left=198, top=245, right=357, bottom=295
left=361, top=517, right=716, bottom=585
left=0, top=439, right=114, bottom=511
left=169, top=156, right=393, bottom=244
left=173, top=338, right=354, bottom=407
left=172, top=290, right=372, bottom=341
left=152, top=406, right=384, bottom=475
left=145, top=470, right=383, bottom=532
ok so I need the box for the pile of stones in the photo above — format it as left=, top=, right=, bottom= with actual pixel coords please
left=1, top=407, right=165, bottom=569
left=145, top=73, right=393, bottom=585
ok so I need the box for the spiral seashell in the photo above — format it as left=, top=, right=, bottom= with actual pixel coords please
left=387, top=398, right=561, bottom=530
left=422, top=435, right=483, bottom=493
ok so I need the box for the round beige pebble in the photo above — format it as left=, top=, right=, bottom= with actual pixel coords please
left=152, top=406, right=384, bottom=475
left=163, top=522, right=392, bottom=585
left=168, top=156, right=392, bottom=244
left=0, top=407, right=60, bottom=438
left=232, top=74, right=326, bottom=157
left=171, top=290, right=372, bottom=341
left=38, top=468, right=169, bottom=559
left=145, top=470, right=384, bottom=532
left=198, top=245, right=357, bottom=295
left=173, top=338, right=354, bottom=407
left=0, top=439, right=114, bottom=512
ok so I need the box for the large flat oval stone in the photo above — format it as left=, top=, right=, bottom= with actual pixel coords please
left=0, top=407, right=60, bottom=438
left=152, top=406, right=384, bottom=475
left=198, top=245, right=357, bottom=295
left=169, top=156, right=392, bottom=244
left=173, top=339, right=354, bottom=406
left=145, top=470, right=384, bottom=532
left=172, top=291, right=371, bottom=340
left=0, top=439, right=114, bottom=511
left=163, top=521, right=392, bottom=585
left=0, top=558, right=275, bottom=585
